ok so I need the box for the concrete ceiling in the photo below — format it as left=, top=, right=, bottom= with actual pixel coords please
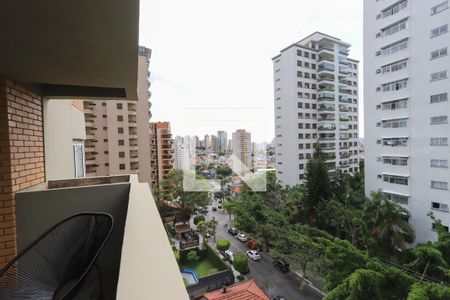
left=0, top=0, right=140, bottom=101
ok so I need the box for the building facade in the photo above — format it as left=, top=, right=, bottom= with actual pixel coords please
left=150, top=122, right=174, bottom=189
left=83, top=46, right=152, bottom=184
left=232, top=129, right=252, bottom=174
left=217, top=131, right=228, bottom=154
left=364, top=0, right=450, bottom=243
left=273, top=32, right=360, bottom=186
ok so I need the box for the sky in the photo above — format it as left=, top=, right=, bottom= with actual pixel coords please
left=139, top=0, right=364, bottom=143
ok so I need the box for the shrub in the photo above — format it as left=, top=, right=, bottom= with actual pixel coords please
left=237, top=275, right=245, bottom=282
left=216, top=239, right=231, bottom=251
left=193, top=215, right=205, bottom=225
left=187, top=250, right=200, bottom=263
left=233, top=254, right=248, bottom=274
left=174, top=250, right=180, bottom=264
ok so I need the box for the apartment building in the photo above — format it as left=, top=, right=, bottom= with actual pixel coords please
left=210, top=135, right=218, bottom=154
left=273, top=32, right=360, bottom=186
left=174, top=135, right=196, bottom=171
left=365, top=0, right=450, bottom=243
left=150, top=122, right=174, bottom=189
left=204, top=134, right=211, bottom=151
left=83, top=46, right=152, bottom=184
left=217, top=130, right=228, bottom=154
left=232, top=129, right=252, bottom=174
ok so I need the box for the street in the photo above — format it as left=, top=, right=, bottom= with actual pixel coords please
left=207, top=204, right=323, bottom=300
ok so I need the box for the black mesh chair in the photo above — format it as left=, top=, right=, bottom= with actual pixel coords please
left=0, top=212, right=114, bottom=300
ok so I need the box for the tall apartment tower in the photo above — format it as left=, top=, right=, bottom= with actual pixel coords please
left=204, top=134, right=211, bottom=151
left=364, top=0, right=450, bottom=243
left=84, top=46, right=152, bottom=184
left=273, top=32, right=360, bottom=186
left=210, top=135, right=218, bottom=154
left=232, top=129, right=252, bottom=174
left=150, top=122, right=174, bottom=189
left=217, top=131, right=228, bottom=154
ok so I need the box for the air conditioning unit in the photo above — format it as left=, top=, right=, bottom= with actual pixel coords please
left=375, top=51, right=382, bottom=56
left=376, top=13, right=382, bottom=20
left=376, top=32, right=381, bottom=38
left=376, top=87, right=381, bottom=92
left=376, top=68, right=381, bottom=74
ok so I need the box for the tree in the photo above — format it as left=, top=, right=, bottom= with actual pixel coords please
left=363, top=192, right=415, bottom=256
left=197, top=218, right=218, bottom=244
left=216, top=166, right=233, bottom=178
left=273, top=229, right=322, bottom=278
left=187, top=250, right=200, bottom=263
left=216, top=239, right=231, bottom=251
left=410, top=244, right=447, bottom=280
left=302, top=147, right=332, bottom=227
left=233, top=254, right=249, bottom=274
left=193, top=215, right=205, bottom=225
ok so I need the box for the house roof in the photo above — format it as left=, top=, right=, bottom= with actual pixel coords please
left=204, top=280, right=270, bottom=300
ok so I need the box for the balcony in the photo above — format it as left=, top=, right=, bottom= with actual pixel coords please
left=339, top=115, right=350, bottom=122
left=319, top=133, right=336, bottom=140
left=319, top=124, right=336, bottom=131
left=15, top=175, right=188, bottom=299
left=318, top=83, right=335, bottom=92
left=318, top=92, right=335, bottom=101
left=339, top=95, right=351, bottom=103
left=318, top=103, right=335, bottom=111
left=339, top=66, right=350, bottom=75
left=318, top=75, right=335, bottom=83
left=318, top=62, right=335, bottom=73
left=339, top=105, right=351, bottom=112
left=318, top=113, right=336, bottom=121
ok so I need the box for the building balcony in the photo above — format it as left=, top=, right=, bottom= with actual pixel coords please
left=339, top=66, right=350, bottom=74
left=339, top=116, right=350, bottom=122
left=318, top=114, right=336, bottom=121
left=15, top=175, right=188, bottom=299
left=318, top=92, right=335, bottom=101
left=319, top=124, right=337, bottom=131
left=318, top=104, right=335, bottom=111
left=318, top=75, right=335, bottom=83
left=339, top=95, right=351, bottom=103
left=318, top=47, right=335, bottom=55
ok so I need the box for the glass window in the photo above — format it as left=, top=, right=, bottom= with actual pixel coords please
left=431, top=48, right=448, bottom=59
left=431, top=24, right=448, bottom=38
left=431, top=93, right=448, bottom=103
left=431, top=1, right=449, bottom=15
left=431, top=116, right=448, bottom=125
left=431, top=181, right=448, bottom=190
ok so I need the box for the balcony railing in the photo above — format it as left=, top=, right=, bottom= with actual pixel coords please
left=15, top=175, right=189, bottom=299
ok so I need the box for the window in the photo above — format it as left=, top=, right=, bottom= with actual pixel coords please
left=382, top=118, right=408, bottom=128
left=432, top=202, right=449, bottom=212
left=299, top=164, right=304, bottom=170
left=431, top=115, right=448, bottom=125
left=382, top=19, right=407, bottom=37
left=382, top=60, right=407, bottom=73
left=431, top=24, right=448, bottom=38
left=119, top=164, right=126, bottom=170
left=102, top=102, right=106, bottom=106
left=383, top=137, right=408, bottom=147
left=431, top=48, right=448, bottom=59
left=381, top=39, right=408, bottom=55
left=384, top=192, right=409, bottom=205
left=382, top=99, right=408, bottom=110
left=117, top=115, right=124, bottom=122
left=118, top=127, right=124, bottom=134
left=431, top=159, right=448, bottom=168
left=431, top=181, right=448, bottom=190
left=431, top=1, right=448, bottom=15
left=103, top=139, right=108, bottom=142
left=431, top=93, right=448, bottom=103
left=431, top=70, right=448, bottom=81
left=104, top=151, right=109, bottom=154
left=382, top=79, right=408, bottom=92
left=119, top=152, right=125, bottom=158
left=116, top=103, right=123, bottom=109
left=72, top=140, right=85, bottom=178
left=118, top=140, right=125, bottom=146
left=383, top=156, right=408, bottom=166
left=431, top=137, right=448, bottom=146
left=103, top=126, right=107, bottom=130
left=102, top=114, right=107, bottom=118
left=383, top=174, right=408, bottom=185
left=382, top=0, right=408, bottom=18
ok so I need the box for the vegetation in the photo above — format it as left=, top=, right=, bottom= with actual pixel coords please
left=197, top=218, right=218, bottom=243
left=223, top=146, right=450, bottom=298
left=233, top=254, right=249, bottom=274
left=193, top=215, right=205, bottom=225
left=187, top=250, right=200, bottom=263
left=216, top=239, right=231, bottom=251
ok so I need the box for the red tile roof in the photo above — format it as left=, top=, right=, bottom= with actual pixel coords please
left=203, top=280, right=270, bottom=300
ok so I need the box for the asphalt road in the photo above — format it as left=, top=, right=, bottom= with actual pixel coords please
left=208, top=204, right=323, bottom=300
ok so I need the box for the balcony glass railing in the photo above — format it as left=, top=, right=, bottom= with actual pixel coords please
left=318, top=92, right=335, bottom=101
left=318, top=104, right=335, bottom=111
left=318, top=62, right=335, bottom=72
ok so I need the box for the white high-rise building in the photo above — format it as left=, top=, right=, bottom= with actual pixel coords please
left=217, top=131, right=228, bottom=155
left=364, top=0, right=450, bottom=243
left=273, top=32, right=360, bottom=186
left=173, top=135, right=196, bottom=171
left=232, top=129, right=252, bottom=174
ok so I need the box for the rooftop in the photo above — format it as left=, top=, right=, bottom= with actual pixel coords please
left=204, top=280, right=270, bottom=300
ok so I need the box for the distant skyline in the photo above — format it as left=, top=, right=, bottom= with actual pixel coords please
left=139, top=0, right=364, bottom=142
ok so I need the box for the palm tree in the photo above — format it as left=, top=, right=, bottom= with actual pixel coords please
left=364, top=192, right=415, bottom=256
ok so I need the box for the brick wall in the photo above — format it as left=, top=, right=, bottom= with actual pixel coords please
left=0, top=79, right=45, bottom=267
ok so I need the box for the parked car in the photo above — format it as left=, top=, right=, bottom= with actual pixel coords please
left=273, top=259, right=290, bottom=273
left=246, top=239, right=257, bottom=249
left=224, top=249, right=234, bottom=262
left=237, top=233, right=248, bottom=242
left=227, top=226, right=238, bottom=235
left=212, top=206, right=217, bottom=211
left=273, top=296, right=286, bottom=300
left=218, top=204, right=222, bottom=209
left=246, top=250, right=261, bottom=261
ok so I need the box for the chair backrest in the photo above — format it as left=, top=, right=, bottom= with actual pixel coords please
left=0, top=212, right=114, bottom=299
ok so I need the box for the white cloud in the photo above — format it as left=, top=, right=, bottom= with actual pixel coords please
left=140, top=0, right=364, bottom=142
